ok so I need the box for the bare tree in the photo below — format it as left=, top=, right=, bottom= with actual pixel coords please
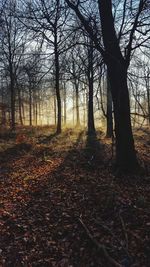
left=0, top=0, right=27, bottom=129
left=65, top=0, right=150, bottom=171
left=19, top=0, right=70, bottom=133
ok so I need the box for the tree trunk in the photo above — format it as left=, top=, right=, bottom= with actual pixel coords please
left=98, top=0, right=138, bottom=171
left=18, top=86, right=23, bottom=125
left=29, top=85, right=32, bottom=126
left=83, top=85, right=87, bottom=127
left=134, top=86, right=137, bottom=127
left=75, top=82, right=80, bottom=128
left=106, top=73, right=113, bottom=138
left=87, top=42, right=96, bottom=135
left=146, top=70, right=150, bottom=125
left=65, top=0, right=139, bottom=171
left=72, top=61, right=80, bottom=128
left=63, top=83, right=67, bottom=126
left=1, top=88, right=6, bottom=126
left=108, top=64, right=138, bottom=170
left=73, top=89, right=75, bottom=126
left=1, top=104, right=6, bottom=126
left=35, top=102, right=38, bottom=126
left=10, top=68, right=15, bottom=130
left=54, top=32, right=61, bottom=134
left=22, top=96, right=25, bottom=125
left=54, top=95, right=57, bottom=126
left=147, top=87, right=150, bottom=125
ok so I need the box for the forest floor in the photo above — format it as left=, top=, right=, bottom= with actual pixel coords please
left=0, top=126, right=150, bottom=267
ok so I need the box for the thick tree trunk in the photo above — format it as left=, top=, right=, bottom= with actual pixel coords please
left=88, top=81, right=95, bottom=135
left=106, top=74, right=113, bottom=138
left=98, top=0, right=138, bottom=171
left=108, top=65, right=138, bottom=170
left=66, top=0, right=139, bottom=171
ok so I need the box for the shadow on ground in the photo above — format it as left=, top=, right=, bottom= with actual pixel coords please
left=1, top=129, right=149, bottom=267
left=0, top=143, right=32, bottom=163
left=37, top=132, right=58, bottom=144
left=1, top=130, right=106, bottom=267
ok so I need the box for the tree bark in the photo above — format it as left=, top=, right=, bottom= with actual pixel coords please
left=108, top=63, right=138, bottom=170
left=63, top=83, right=67, bottom=126
left=54, top=31, right=61, bottom=134
left=146, top=69, right=150, bottom=125
left=73, top=89, right=75, bottom=126
left=106, top=73, right=113, bottom=138
left=72, top=60, right=80, bottom=128
left=147, top=86, right=150, bottom=125
left=29, top=85, right=32, bottom=126
left=75, top=82, right=80, bottom=128
left=1, top=88, right=6, bottom=126
left=54, top=95, right=57, bottom=126
left=87, top=42, right=96, bottom=135
left=10, top=65, right=15, bottom=130
left=83, top=85, right=87, bottom=127
left=18, top=86, right=23, bottom=125
left=35, top=102, right=38, bottom=126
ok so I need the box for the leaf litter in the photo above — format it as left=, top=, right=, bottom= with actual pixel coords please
left=0, top=126, right=150, bottom=267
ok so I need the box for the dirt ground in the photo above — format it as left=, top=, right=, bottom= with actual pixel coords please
left=0, top=126, right=150, bottom=267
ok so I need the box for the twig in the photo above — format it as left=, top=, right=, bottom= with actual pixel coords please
left=119, top=214, right=128, bottom=250
left=78, top=217, right=122, bottom=267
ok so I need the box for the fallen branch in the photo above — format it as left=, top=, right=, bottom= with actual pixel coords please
left=78, top=217, right=122, bottom=267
